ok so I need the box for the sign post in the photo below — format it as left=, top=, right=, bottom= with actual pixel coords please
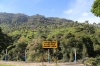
left=42, top=41, right=58, bottom=64
left=48, top=49, right=50, bottom=63
left=42, top=41, right=58, bottom=48
left=42, top=49, right=44, bottom=66
left=25, top=49, right=26, bottom=62
left=56, top=48, right=57, bottom=65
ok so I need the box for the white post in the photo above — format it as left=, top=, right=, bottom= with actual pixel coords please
left=5, top=49, right=7, bottom=61
left=74, top=49, right=76, bottom=63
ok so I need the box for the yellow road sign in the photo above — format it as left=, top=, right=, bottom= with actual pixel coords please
left=42, top=41, right=58, bottom=48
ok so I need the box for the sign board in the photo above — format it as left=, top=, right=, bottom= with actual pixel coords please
left=42, top=41, right=58, bottom=48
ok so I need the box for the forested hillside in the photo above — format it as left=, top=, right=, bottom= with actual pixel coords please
left=0, top=12, right=100, bottom=65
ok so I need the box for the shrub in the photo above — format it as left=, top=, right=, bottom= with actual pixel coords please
left=84, top=58, right=97, bottom=66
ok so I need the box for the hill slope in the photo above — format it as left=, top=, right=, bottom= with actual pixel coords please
left=0, top=13, right=100, bottom=65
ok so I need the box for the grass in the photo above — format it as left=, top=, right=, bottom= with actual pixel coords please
left=53, top=64, right=60, bottom=66
left=0, top=64, right=15, bottom=66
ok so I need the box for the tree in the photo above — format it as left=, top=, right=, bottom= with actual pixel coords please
left=7, top=42, right=27, bottom=61
left=91, top=0, right=100, bottom=17
left=0, top=27, right=12, bottom=53
left=0, top=27, right=13, bottom=60
left=26, top=39, right=43, bottom=61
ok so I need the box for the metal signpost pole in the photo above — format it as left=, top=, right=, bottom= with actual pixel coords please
left=56, top=48, right=57, bottom=65
left=25, top=49, right=26, bottom=62
left=48, top=49, right=50, bottom=63
left=42, top=49, right=44, bottom=66
left=42, top=41, right=58, bottom=65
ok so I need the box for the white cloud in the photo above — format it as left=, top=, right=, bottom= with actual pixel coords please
left=81, top=19, right=99, bottom=24
left=76, top=15, right=100, bottom=24
left=63, top=10, right=73, bottom=14
left=63, top=0, right=87, bottom=15
left=51, top=9, right=55, bottom=12
left=82, top=12, right=89, bottom=16
left=62, top=0, right=100, bottom=24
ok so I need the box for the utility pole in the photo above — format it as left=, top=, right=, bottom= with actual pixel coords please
left=74, top=49, right=76, bottom=63
left=5, top=49, right=7, bottom=61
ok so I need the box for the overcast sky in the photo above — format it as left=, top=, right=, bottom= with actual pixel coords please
left=0, top=0, right=100, bottom=24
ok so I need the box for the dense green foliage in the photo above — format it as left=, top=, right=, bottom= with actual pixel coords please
left=84, top=58, right=97, bottom=66
left=0, top=13, right=100, bottom=64
left=91, top=0, right=100, bottom=17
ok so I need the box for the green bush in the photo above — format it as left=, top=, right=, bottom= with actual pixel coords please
left=96, top=56, right=100, bottom=62
left=95, top=56, right=100, bottom=66
left=84, top=58, right=97, bottom=66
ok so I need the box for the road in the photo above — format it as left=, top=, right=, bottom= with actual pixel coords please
left=0, top=61, right=85, bottom=66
